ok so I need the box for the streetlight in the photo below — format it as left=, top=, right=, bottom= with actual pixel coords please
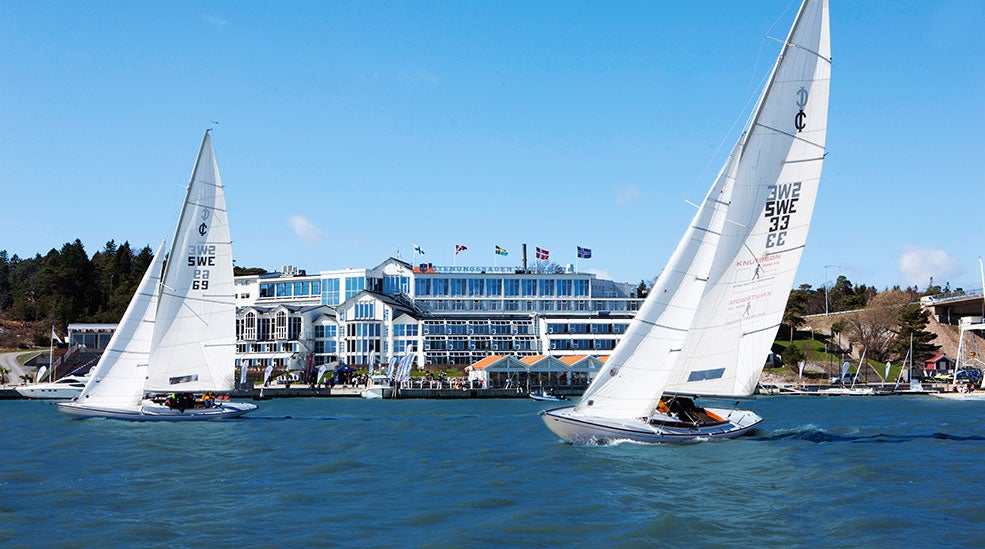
left=824, top=264, right=841, bottom=316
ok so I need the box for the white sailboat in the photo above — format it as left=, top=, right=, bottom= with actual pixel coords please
left=541, top=0, right=830, bottom=444
left=57, top=131, right=257, bottom=421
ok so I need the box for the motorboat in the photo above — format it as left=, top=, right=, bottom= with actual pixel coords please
left=361, top=374, right=396, bottom=399
left=16, top=375, right=88, bottom=400
left=529, top=389, right=568, bottom=402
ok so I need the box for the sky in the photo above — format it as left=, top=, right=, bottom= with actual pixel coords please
left=2, top=1, right=983, bottom=293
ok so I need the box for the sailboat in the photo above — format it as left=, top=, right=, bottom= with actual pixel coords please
left=57, top=131, right=257, bottom=421
left=541, top=0, right=830, bottom=444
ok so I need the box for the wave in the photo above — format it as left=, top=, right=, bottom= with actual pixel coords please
left=753, top=427, right=985, bottom=443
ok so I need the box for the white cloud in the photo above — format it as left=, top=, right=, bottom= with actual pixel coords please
left=203, top=15, right=228, bottom=29
left=397, top=70, right=439, bottom=84
left=897, top=246, right=963, bottom=287
left=287, top=215, right=324, bottom=244
left=616, top=184, right=640, bottom=206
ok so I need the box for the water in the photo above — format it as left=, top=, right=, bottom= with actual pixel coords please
left=1, top=396, right=983, bottom=547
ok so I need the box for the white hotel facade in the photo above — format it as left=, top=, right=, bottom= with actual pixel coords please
left=233, top=257, right=644, bottom=372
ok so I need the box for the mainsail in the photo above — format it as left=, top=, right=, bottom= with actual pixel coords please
left=145, top=131, right=236, bottom=393
left=575, top=0, right=830, bottom=418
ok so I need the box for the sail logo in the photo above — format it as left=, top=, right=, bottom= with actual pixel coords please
left=764, top=182, right=801, bottom=249
left=795, top=87, right=808, bottom=132
left=198, top=208, right=211, bottom=236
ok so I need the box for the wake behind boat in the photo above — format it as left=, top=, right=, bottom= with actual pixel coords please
left=542, top=0, right=830, bottom=444
left=57, top=131, right=256, bottom=421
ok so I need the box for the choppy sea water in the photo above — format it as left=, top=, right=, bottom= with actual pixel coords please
left=1, top=395, right=984, bottom=547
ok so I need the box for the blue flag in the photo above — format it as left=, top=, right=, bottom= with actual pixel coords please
left=577, top=246, right=592, bottom=259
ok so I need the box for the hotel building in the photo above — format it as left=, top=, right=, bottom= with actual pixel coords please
left=234, top=257, right=644, bottom=373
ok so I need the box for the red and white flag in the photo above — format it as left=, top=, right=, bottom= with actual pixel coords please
left=455, top=244, right=468, bottom=255
left=536, top=247, right=549, bottom=260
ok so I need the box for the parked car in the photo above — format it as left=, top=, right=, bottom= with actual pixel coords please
left=955, top=369, right=982, bottom=384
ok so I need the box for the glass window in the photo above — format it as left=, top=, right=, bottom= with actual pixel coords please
left=451, top=278, right=467, bottom=296
left=322, top=278, right=340, bottom=305
left=521, top=280, right=537, bottom=296
left=574, top=279, right=589, bottom=296
left=259, top=283, right=274, bottom=298
left=468, top=278, right=484, bottom=296
left=416, top=278, right=431, bottom=296
left=486, top=279, right=502, bottom=296
left=345, top=277, right=365, bottom=300
left=504, top=279, right=519, bottom=296
left=433, top=278, right=449, bottom=296
left=538, top=279, right=555, bottom=296
left=557, top=279, right=572, bottom=296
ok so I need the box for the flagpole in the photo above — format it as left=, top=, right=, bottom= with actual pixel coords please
left=49, top=325, right=54, bottom=383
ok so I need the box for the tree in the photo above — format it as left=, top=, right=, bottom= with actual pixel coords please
left=843, top=289, right=911, bottom=362
left=783, top=287, right=808, bottom=343
left=234, top=266, right=268, bottom=276
left=890, top=303, right=940, bottom=364
left=636, top=280, right=649, bottom=299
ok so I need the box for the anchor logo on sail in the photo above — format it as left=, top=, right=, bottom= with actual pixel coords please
left=794, top=87, right=808, bottom=132
left=198, top=223, right=208, bottom=236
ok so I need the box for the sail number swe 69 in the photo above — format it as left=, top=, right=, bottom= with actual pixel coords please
left=187, top=245, right=216, bottom=290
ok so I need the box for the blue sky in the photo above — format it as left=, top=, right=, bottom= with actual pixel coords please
left=2, top=1, right=983, bottom=293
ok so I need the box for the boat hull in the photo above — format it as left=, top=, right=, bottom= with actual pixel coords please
left=930, top=392, right=985, bottom=401
left=529, top=393, right=567, bottom=402
left=540, top=405, right=762, bottom=445
left=360, top=387, right=395, bottom=399
left=56, top=400, right=258, bottom=421
left=15, top=376, right=88, bottom=400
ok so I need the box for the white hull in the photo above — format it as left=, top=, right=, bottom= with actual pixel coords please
left=540, top=405, right=762, bottom=445
left=529, top=392, right=568, bottom=402
left=360, top=387, right=394, bottom=399
left=930, top=392, right=985, bottom=401
left=816, top=387, right=876, bottom=396
left=56, top=399, right=258, bottom=421
left=15, top=376, right=88, bottom=400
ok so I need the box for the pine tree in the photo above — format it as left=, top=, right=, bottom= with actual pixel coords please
left=890, top=303, right=940, bottom=363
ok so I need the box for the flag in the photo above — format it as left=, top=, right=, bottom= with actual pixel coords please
left=495, top=246, right=508, bottom=256
left=577, top=246, right=592, bottom=259
left=536, top=247, right=549, bottom=260
left=239, top=363, right=248, bottom=384
left=414, top=245, right=425, bottom=255
left=455, top=244, right=468, bottom=255
left=51, top=327, right=62, bottom=344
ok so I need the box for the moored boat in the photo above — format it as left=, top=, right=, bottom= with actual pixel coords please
left=16, top=375, right=88, bottom=400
